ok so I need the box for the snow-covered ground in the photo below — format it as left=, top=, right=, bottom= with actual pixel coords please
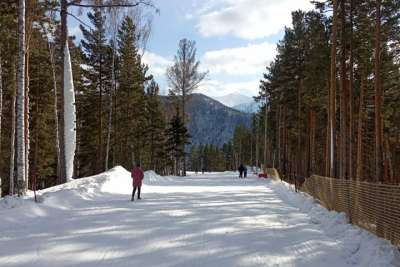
left=1, top=167, right=399, bottom=267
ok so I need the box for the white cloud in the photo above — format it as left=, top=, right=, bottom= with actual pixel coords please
left=200, top=79, right=260, bottom=97
left=202, top=42, right=276, bottom=76
left=141, top=49, right=264, bottom=97
left=142, top=51, right=172, bottom=77
left=196, top=0, right=314, bottom=39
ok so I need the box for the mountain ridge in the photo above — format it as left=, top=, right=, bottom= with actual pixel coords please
left=160, top=93, right=252, bottom=146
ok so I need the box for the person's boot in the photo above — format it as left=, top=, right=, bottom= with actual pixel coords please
left=137, top=187, right=142, bottom=200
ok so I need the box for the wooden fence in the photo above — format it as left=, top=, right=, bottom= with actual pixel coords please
left=298, top=175, right=400, bottom=247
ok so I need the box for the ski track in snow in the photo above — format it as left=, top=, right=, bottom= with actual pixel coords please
left=0, top=167, right=399, bottom=267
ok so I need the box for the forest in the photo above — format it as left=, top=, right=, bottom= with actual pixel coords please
left=0, top=0, right=203, bottom=196
left=1, top=0, right=400, bottom=198
left=216, top=0, right=400, bottom=184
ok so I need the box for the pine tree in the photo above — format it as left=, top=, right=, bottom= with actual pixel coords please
left=115, top=16, right=150, bottom=169
left=143, top=79, right=166, bottom=172
left=79, top=8, right=112, bottom=175
left=165, top=108, right=191, bottom=176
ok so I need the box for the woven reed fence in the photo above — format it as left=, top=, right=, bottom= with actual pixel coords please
left=300, top=175, right=400, bottom=247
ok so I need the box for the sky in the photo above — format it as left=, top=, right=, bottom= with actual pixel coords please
left=69, top=0, right=315, bottom=98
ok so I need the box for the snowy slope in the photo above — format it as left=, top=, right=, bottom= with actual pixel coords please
left=215, top=93, right=254, bottom=108
left=0, top=168, right=399, bottom=267
left=233, top=101, right=261, bottom=113
left=161, top=94, right=252, bottom=146
left=214, top=93, right=260, bottom=113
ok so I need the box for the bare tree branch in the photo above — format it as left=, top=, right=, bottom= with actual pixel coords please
left=67, top=0, right=158, bottom=12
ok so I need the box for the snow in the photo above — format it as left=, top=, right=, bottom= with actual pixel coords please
left=0, top=168, right=399, bottom=267
left=63, top=41, right=76, bottom=181
left=214, top=93, right=254, bottom=108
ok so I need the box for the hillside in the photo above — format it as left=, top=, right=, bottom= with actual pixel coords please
left=161, top=93, right=252, bottom=146
left=214, top=93, right=254, bottom=108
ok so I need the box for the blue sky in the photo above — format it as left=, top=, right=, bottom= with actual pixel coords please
left=69, top=0, right=315, bottom=98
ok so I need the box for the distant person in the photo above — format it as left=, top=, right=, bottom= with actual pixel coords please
left=238, top=164, right=245, bottom=178
left=131, top=162, right=144, bottom=201
left=244, top=166, right=247, bottom=178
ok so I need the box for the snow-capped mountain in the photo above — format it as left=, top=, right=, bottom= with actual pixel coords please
left=214, top=93, right=254, bottom=108
left=233, top=102, right=260, bottom=113
left=214, top=93, right=259, bottom=113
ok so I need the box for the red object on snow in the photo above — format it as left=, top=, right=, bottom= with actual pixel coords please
left=131, top=167, right=144, bottom=187
left=258, top=173, right=268, bottom=178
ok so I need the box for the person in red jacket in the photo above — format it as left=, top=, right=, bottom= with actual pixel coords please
left=131, top=162, right=144, bottom=201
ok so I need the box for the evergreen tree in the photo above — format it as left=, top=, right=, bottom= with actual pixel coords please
left=165, top=108, right=190, bottom=176
left=115, top=16, right=151, bottom=169
left=79, top=8, right=112, bottom=176
left=143, top=79, right=166, bottom=172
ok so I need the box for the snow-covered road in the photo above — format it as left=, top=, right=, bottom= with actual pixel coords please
left=0, top=168, right=399, bottom=267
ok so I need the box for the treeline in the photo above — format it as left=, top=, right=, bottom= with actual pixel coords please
left=188, top=124, right=259, bottom=172
left=0, top=1, right=194, bottom=196
left=256, top=1, right=400, bottom=182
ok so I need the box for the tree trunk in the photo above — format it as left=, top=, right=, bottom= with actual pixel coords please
left=264, top=102, right=268, bottom=170
left=33, top=79, right=39, bottom=188
left=339, top=0, right=347, bottom=180
left=58, top=0, right=67, bottom=184
left=24, top=43, right=30, bottom=190
left=356, top=71, right=365, bottom=180
left=384, top=138, right=393, bottom=182
left=297, top=79, right=302, bottom=177
left=283, top=105, right=289, bottom=174
left=105, top=27, right=117, bottom=171
left=150, top=132, right=155, bottom=170
left=348, top=0, right=354, bottom=179
left=278, top=105, right=282, bottom=172
left=309, top=109, right=316, bottom=176
left=0, top=55, right=3, bottom=168
left=325, top=81, right=330, bottom=177
left=255, top=116, right=259, bottom=170
left=48, top=41, right=61, bottom=179
left=182, top=94, right=186, bottom=176
left=63, top=42, right=76, bottom=181
left=24, top=0, right=34, bottom=191
left=10, top=86, right=16, bottom=195
left=97, top=52, right=103, bottom=173
left=329, top=0, right=338, bottom=178
left=17, top=0, right=26, bottom=195
left=374, top=0, right=383, bottom=182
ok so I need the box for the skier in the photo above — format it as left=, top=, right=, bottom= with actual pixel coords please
left=244, top=166, right=247, bottom=178
left=131, top=162, right=144, bottom=201
left=238, top=164, right=245, bottom=178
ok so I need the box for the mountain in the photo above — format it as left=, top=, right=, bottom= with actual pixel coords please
left=214, top=93, right=259, bottom=113
left=233, top=102, right=260, bottom=113
left=161, top=94, right=252, bottom=146
left=214, top=93, right=253, bottom=108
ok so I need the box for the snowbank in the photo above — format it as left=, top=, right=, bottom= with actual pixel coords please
left=0, top=166, right=131, bottom=211
left=143, top=170, right=176, bottom=185
left=266, top=179, right=400, bottom=267
left=0, top=167, right=171, bottom=212
left=0, top=195, right=25, bottom=209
